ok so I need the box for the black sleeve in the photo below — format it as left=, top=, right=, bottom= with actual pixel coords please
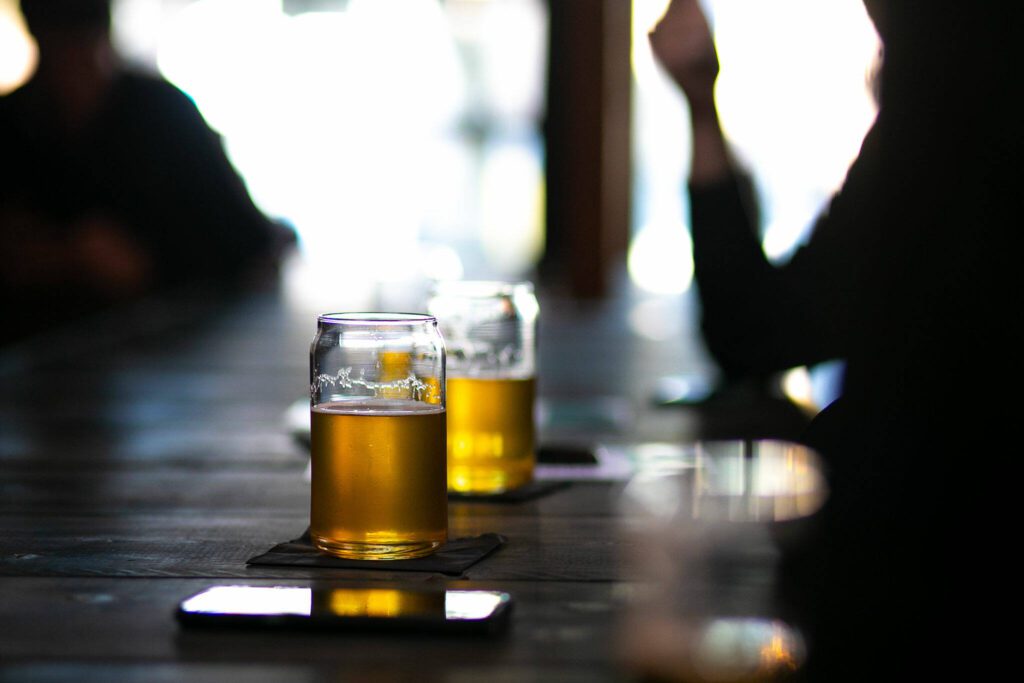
left=688, top=124, right=885, bottom=378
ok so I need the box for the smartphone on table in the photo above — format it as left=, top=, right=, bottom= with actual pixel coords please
left=176, top=585, right=512, bottom=635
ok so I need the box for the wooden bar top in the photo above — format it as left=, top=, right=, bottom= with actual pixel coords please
left=0, top=282, right=812, bottom=682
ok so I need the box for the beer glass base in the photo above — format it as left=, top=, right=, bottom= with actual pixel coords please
left=311, top=534, right=444, bottom=560
left=448, top=467, right=534, bottom=495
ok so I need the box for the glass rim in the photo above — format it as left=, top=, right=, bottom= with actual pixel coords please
left=317, top=312, right=436, bottom=325
left=429, top=279, right=534, bottom=297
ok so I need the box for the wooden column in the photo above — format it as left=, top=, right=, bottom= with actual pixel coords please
left=541, top=0, right=633, bottom=299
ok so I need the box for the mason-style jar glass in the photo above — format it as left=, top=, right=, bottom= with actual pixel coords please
left=309, top=313, right=446, bottom=559
left=427, top=281, right=539, bottom=494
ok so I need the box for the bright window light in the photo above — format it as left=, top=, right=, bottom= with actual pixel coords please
left=630, top=0, right=880, bottom=296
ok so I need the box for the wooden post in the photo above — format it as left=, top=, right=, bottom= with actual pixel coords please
left=541, top=0, right=632, bottom=299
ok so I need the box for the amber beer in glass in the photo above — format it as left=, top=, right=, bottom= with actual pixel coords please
left=309, top=313, right=447, bottom=559
left=428, top=281, right=539, bottom=494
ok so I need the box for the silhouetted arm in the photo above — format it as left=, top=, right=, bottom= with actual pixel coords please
left=649, top=0, right=859, bottom=377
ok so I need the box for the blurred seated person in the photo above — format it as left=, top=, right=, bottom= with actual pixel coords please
left=651, top=0, right=1016, bottom=678
left=0, top=0, right=295, bottom=345
left=649, top=0, right=1014, bottom=465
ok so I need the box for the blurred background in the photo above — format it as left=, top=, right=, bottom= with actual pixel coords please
left=0, top=0, right=879, bottom=404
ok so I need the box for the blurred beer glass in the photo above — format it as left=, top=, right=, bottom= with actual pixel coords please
left=616, top=440, right=828, bottom=682
left=428, top=281, right=539, bottom=494
left=309, top=313, right=447, bottom=559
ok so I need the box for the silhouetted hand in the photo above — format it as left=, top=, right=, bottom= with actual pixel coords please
left=72, top=215, right=153, bottom=298
left=649, top=0, right=730, bottom=184
left=648, top=0, right=720, bottom=117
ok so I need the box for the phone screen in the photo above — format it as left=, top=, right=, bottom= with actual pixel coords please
left=177, top=585, right=512, bottom=634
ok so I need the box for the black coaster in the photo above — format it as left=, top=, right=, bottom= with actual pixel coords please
left=536, top=444, right=599, bottom=465
left=447, top=479, right=571, bottom=503
left=247, top=531, right=505, bottom=576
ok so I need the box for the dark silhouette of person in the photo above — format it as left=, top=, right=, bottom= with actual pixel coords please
left=0, top=0, right=295, bottom=345
left=651, top=0, right=1019, bottom=678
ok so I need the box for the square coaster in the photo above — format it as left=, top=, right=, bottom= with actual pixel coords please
left=247, top=531, right=506, bottom=576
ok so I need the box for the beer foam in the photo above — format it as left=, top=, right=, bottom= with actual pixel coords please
left=313, top=367, right=433, bottom=402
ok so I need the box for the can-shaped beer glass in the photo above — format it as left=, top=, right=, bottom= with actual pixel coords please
left=427, top=281, right=539, bottom=494
left=309, top=313, right=447, bottom=559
